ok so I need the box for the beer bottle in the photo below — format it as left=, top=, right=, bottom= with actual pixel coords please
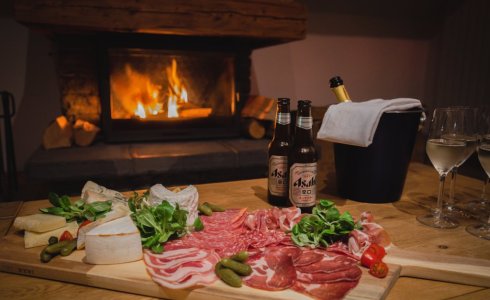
left=329, top=76, right=351, bottom=102
left=289, top=100, right=317, bottom=213
left=268, top=98, right=291, bottom=207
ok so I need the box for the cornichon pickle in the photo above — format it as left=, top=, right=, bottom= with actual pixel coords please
left=48, top=236, right=58, bottom=245
left=220, top=258, right=252, bottom=276
left=44, top=240, right=72, bottom=255
left=60, top=240, right=77, bottom=256
left=40, top=248, right=53, bottom=263
left=230, top=251, right=249, bottom=263
left=203, top=202, right=225, bottom=212
left=215, top=266, right=242, bottom=287
left=198, top=204, right=213, bottom=216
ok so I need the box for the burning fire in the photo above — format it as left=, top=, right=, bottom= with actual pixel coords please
left=110, top=58, right=211, bottom=120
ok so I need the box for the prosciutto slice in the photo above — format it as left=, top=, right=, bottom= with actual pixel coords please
left=244, top=246, right=301, bottom=291
left=143, top=248, right=220, bottom=289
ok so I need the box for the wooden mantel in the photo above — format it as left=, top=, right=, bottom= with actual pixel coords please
left=14, top=0, right=307, bottom=44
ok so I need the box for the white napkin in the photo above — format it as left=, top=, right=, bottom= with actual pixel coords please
left=317, top=98, right=422, bottom=147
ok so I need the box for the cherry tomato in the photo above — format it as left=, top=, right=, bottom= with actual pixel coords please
left=77, top=219, right=92, bottom=236
left=369, top=261, right=389, bottom=278
left=59, top=230, right=74, bottom=241
left=361, top=243, right=386, bottom=268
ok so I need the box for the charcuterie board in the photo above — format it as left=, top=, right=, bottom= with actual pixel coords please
left=0, top=200, right=401, bottom=300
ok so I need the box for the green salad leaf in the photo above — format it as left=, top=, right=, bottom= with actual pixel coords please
left=40, top=192, right=112, bottom=223
left=128, top=192, right=194, bottom=254
left=291, top=199, right=361, bottom=248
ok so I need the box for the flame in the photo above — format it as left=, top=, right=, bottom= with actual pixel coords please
left=111, top=58, right=212, bottom=120
left=135, top=101, right=147, bottom=119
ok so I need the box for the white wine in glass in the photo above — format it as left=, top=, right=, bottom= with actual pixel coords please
left=417, top=108, right=467, bottom=229
left=466, top=141, right=490, bottom=240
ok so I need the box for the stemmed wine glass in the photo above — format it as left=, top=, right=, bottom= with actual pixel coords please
left=445, top=107, right=478, bottom=218
left=417, top=108, right=468, bottom=229
left=466, top=133, right=490, bottom=239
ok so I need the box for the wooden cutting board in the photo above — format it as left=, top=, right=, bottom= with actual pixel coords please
left=0, top=201, right=400, bottom=300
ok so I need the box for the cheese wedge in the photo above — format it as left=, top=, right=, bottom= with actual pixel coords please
left=84, top=216, right=142, bottom=264
left=76, top=203, right=130, bottom=249
left=14, top=214, right=66, bottom=233
left=24, top=221, right=78, bottom=248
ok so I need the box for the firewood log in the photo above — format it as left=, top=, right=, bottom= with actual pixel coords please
left=241, top=118, right=266, bottom=140
left=73, top=119, right=100, bottom=147
left=42, top=116, right=73, bottom=150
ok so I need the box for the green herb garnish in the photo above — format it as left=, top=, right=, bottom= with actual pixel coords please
left=129, top=193, right=190, bottom=254
left=291, top=199, right=361, bottom=248
left=40, top=192, right=112, bottom=223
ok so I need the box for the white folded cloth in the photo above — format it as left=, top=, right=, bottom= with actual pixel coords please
left=317, top=98, right=422, bottom=147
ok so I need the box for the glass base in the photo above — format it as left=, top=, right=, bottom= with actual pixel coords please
left=464, top=201, right=490, bottom=220
left=416, top=214, right=459, bottom=229
left=444, top=205, right=472, bottom=219
left=466, top=224, right=490, bottom=240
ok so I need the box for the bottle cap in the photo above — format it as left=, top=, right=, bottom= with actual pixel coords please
left=329, top=76, right=344, bottom=88
left=277, top=98, right=290, bottom=105
left=298, top=99, right=311, bottom=107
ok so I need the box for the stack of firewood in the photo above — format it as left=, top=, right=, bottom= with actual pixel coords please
left=240, top=95, right=277, bottom=139
left=43, top=116, right=100, bottom=149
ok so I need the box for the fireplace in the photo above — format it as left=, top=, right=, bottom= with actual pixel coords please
left=97, top=33, right=251, bottom=142
left=15, top=0, right=305, bottom=143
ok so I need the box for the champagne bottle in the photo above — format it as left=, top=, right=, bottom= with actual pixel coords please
left=329, top=76, right=351, bottom=102
left=268, top=98, right=291, bottom=207
left=289, top=100, right=317, bottom=213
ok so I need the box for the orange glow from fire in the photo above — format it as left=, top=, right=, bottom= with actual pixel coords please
left=111, top=58, right=212, bottom=120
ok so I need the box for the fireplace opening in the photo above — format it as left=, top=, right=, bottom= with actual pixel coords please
left=98, top=34, right=251, bottom=142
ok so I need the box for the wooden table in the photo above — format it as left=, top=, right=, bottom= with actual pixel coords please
left=1, top=162, right=489, bottom=299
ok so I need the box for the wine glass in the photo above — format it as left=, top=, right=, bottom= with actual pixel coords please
left=466, top=133, right=490, bottom=239
left=417, top=108, right=468, bottom=229
left=464, top=106, right=490, bottom=217
left=445, top=107, right=478, bottom=218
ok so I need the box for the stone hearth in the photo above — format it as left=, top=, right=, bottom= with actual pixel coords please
left=25, top=139, right=268, bottom=197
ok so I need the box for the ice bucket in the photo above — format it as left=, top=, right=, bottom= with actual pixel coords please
left=333, top=108, right=423, bottom=203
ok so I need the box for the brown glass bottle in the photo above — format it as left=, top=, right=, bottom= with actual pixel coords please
left=268, top=98, right=291, bottom=207
left=289, top=100, right=317, bottom=213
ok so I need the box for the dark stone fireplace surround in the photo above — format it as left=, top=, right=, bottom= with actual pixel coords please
left=15, top=0, right=306, bottom=197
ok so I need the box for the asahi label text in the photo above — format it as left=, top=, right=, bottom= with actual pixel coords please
left=289, top=162, right=317, bottom=207
left=269, top=155, right=288, bottom=196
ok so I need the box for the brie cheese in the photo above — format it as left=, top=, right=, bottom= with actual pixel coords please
left=149, top=184, right=198, bottom=228
left=76, top=203, right=130, bottom=249
left=84, top=216, right=142, bottom=264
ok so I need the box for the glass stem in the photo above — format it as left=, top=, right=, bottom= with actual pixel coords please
left=448, top=167, right=458, bottom=208
left=481, top=176, right=489, bottom=204
left=436, top=174, right=447, bottom=220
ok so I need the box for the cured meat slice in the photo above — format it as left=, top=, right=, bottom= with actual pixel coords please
left=293, top=250, right=324, bottom=267
left=296, top=266, right=362, bottom=283
left=293, top=280, right=360, bottom=300
left=244, top=246, right=301, bottom=291
left=143, top=248, right=220, bottom=289
left=295, top=252, right=358, bottom=274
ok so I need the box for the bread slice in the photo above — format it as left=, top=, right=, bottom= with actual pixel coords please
left=84, top=215, right=142, bottom=264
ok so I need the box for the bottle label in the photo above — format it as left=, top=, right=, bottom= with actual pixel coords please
left=289, top=162, right=317, bottom=207
left=277, top=113, right=291, bottom=125
left=268, top=155, right=288, bottom=196
left=297, top=116, right=312, bottom=130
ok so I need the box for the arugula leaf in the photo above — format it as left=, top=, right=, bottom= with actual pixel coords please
left=41, top=193, right=112, bottom=223
left=291, top=199, right=357, bottom=248
left=130, top=197, right=190, bottom=254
